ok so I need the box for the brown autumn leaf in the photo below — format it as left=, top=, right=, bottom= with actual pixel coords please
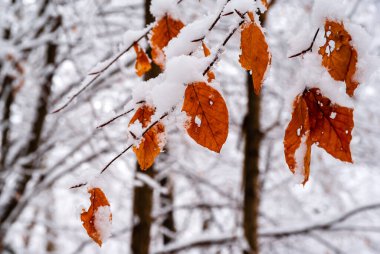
left=261, top=0, right=269, bottom=8
left=284, top=88, right=354, bottom=184
left=133, top=43, right=151, bottom=77
left=202, top=41, right=215, bottom=82
left=304, top=88, right=353, bottom=162
left=129, top=105, right=165, bottom=170
left=182, top=82, right=229, bottom=153
left=239, top=12, right=271, bottom=95
left=284, top=95, right=312, bottom=184
left=150, top=15, right=184, bottom=69
left=319, top=20, right=359, bottom=96
left=81, top=188, right=112, bottom=247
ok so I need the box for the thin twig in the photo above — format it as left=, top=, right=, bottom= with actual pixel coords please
left=100, top=144, right=132, bottom=174
left=96, top=108, right=135, bottom=129
left=203, top=18, right=245, bottom=76
left=100, top=112, right=169, bottom=174
left=288, top=28, right=320, bottom=58
left=70, top=182, right=88, bottom=189
left=209, top=0, right=232, bottom=31
left=52, top=28, right=152, bottom=114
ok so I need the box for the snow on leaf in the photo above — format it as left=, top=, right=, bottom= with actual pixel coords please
left=150, top=14, right=184, bottom=69
left=284, top=95, right=311, bottom=184
left=239, top=12, right=271, bottom=95
left=182, top=82, right=229, bottom=153
left=129, top=105, right=166, bottom=170
left=133, top=43, right=151, bottom=77
left=319, top=20, right=359, bottom=96
left=81, top=188, right=112, bottom=247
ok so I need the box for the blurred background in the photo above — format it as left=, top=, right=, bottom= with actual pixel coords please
left=0, top=0, right=380, bottom=253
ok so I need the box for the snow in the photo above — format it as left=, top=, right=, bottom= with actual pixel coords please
left=330, top=112, right=337, bottom=119
left=312, top=0, right=346, bottom=27
left=94, top=206, right=112, bottom=244
left=345, top=22, right=378, bottom=85
left=128, top=121, right=144, bottom=147
left=195, top=115, right=202, bottom=127
left=132, top=55, right=210, bottom=118
left=224, top=0, right=266, bottom=17
left=150, top=0, right=180, bottom=19
left=296, top=127, right=301, bottom=137
left=288, top=54, right=353, bottom=108
left=165, top=15, right=215, bottom=59
left=294, top=134, right=309, bottom=184
left=123, top=25, right=153, bottom=50
left=156, top=130, right=167, bottom=150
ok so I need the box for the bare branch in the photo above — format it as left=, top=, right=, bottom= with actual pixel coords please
left=52, top=27, right=152, bottom=114
left=288, top=28, right=320, bottom=58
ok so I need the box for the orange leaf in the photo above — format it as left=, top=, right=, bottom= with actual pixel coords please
left=284, top=95, right=312, bottom=184
left=182, top=82, right=229, bottom=153
left=239, top=13, right=271, bottom=95
left=284, top=88, right=354, bottom=184
left=150, top=15, right=184, bottom=69
left=319, top=20, right=359, bottom=96
left=129, top=105, right=165, bottom=170
left=304, top=88, right=353, bottom=162
left=81, top=188, right=112, bottom=247
left=202, top=42, right=215, bottom=82
left=133, top=43, right=151, bottom=77
left=261, top=0, right=268, bottom=8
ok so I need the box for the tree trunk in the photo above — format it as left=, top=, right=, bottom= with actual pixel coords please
left=0, top=14, right=61, bottom=250
left=130, top=1, right=160, bottom=253
left=158, top=155, right=176, bottom=244
left=242, top=71, right=262, bottom=254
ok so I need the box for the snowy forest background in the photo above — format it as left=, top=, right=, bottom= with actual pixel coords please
left=1, top=0, right=380, bottom=253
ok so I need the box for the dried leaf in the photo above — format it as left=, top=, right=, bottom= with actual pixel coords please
left=304, top=88, right=353, bottom=162
left=284, top=95, right=312, bottom=184
left=133, top=43, right=151, bottom=77
left=284, top=88, right=354, bottom=184
left=261, top=0, right=268, bottom=8
left=129, top=105, right=165, bottom=170
left=182, top=82, right=229, bottom=153
left=81, top=188, right=112, bottom=247
left=239, top=13, right=271, bottom=95
left=150, top=15, right=184, bottom=69
left=202, top=42, right=215, bottom=82
left=319, top=20, right=359, bottom=96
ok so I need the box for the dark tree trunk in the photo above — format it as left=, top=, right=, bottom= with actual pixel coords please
left=158, top=161, right=176, bottom=245
left=242, top=72, right=262, bottom=254
left=131, top=1, right=160, bottom=253
left=242, top=5, right=273, bottom=253
left=131, top=164, right=155, bottom=254
left=0, top=14, right=61, bottom=250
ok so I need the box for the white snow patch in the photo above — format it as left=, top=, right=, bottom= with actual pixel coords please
left=94, top=206, right=112, bottom=243
left=330, top=112, right=337, bottom=119
left=123, top=25, right=153, bottom=49
left=165, top=15, right=214, bottom=59
left=294, top=134, right=309, bottom=184
left=195, top=115, right=202, bottom=127
left=150, top=0, right=180, bottom=19
left=287, top=54, right=353, bottom=108
left=312, top=0, right=346, bottom=27
left=128, top=121, right=144, bottom=147
left=296, top=127, right=301, bottom=137
left=224, top=0, right=266, bottom=17
left=345, top=22, right=378, bottom=84
left=150, top=55, right=209, bottom=116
